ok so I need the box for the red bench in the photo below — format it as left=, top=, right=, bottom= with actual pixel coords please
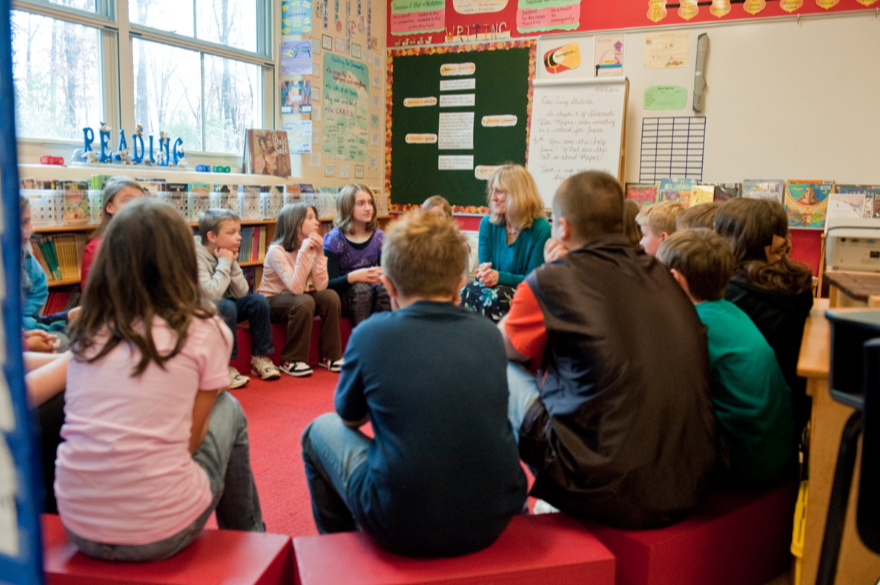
left=292, top=513, right=615, bottom=585
left=582, top=481, right=798, bottom=585
left=42, top=514, right=293, bottom=585
left=230, top=317, right=352, bottom=374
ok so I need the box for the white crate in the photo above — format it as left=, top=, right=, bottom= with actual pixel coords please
left=238, top=192, right=262, bottom=220
left=209, top=192, right=241, bottom=215
left=157, top=191, right=190, bottom=221
left=188, top=192, right=212, bottom=221
left=283, top=192, right=303, bottom=207
left=303, top=193, right=337, bottom=221
left=59, top=190, right=92, bottom=226
left=88, top=190, right=103, bottom=223
left=261, top=192, right=284, bottom=219
left=23, top=190, right=59, bottom=227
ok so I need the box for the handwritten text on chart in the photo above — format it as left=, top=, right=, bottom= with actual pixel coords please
left=530, top=93, right=619, bottom=181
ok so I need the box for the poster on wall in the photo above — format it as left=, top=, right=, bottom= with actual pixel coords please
left=283, top=120, right=314, bottom=153
left=281, top=80, right=313, bottom=114
left=594, top=35, right=624, bottom=77
left=281, top=40, right=314, bottom=75
left=323, top=53, right=369, bottom=161
left=281, top=0, right=313, bottom=34
left=453, top=0, right=509, bottom=13
left=390, top=0, right=446, bottom=36
left=516, top=0, right=580, bottom=34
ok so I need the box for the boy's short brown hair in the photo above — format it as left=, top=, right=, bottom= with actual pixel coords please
left=676, top=202, right=718, bottom=231
left=381, top=210, right=468, bottom=299
left=636, top=201, right=684, bottom=236
left=198, top=208, right=241, bottom=244
left=656, top=228, right=735, bottom=302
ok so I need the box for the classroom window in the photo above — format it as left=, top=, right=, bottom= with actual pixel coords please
left=203, top=54, right=262, bottom=153
left=129, top=0, right=258, bottom=53
left=10, top=10, right=104, bottom=141
left=41, top=0, right=99, bottom=12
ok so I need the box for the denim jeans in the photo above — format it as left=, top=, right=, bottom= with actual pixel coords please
left=301, top=413, right=370, bottom=534
left=216, top=295, right=274, bottom=360
left=66, top=392, right=265, bottom=561
left=506, top=363, right=541, bottom=442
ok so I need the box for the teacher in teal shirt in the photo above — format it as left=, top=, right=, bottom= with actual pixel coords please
left=461, top=164, right=551, bottom=322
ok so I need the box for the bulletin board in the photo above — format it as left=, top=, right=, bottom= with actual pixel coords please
left=386, top=41, right=535, bottom=211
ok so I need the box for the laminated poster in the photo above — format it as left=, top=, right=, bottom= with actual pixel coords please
left=281, top=40, right=314, bottom=76
left=283, top=120, right=313, bottom=154
left=594, top=36, right=624, bottom=78
left=644, top=85, right=687, bottom=110
left=390, top=0, right=446, bottom=36
left=452, top=0, right=508, bottom=14
left=323, top=53, right=369, bottom=161
left=281, top=0, right=313, bottom=34
left=517, top=0, right=580, bottom=34
left=281, top=80, right=312, bottom=114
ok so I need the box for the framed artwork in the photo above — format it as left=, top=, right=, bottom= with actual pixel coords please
left=322, top=34, right=333, bottom=50
left=335, top=37, right=347, bottom=53
left=355, top=165, right=364, bottom=179
left=351, top=43, right=362, bottom=59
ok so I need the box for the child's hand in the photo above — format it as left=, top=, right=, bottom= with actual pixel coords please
left=310, top=232, right=324, bottom=255
left=544, top=239, right=569, bottom=263
left=24, top=330, right=58, bottom=353
left=214, top=247, right=236, bottom=260
left=349, top=267, right=383, bottom=285
left=365, top=266, right=383, bottom=285
left=67, top=306, right=81, bottom=323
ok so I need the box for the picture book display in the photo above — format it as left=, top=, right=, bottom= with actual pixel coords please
left=625, top=183, right=658, bottom=206
left=742, top=179, right=784, bottom=203
left=828, top=185, right=880, bottom=220
left=714, top=183, right=741, bottom=202
left=658, top=177, right=695, bottom=206
left=690, top=184, right=715, bottom=206
left=245, top=130, right=293, bottom=177
left=784, top=180, right=833, bottom=229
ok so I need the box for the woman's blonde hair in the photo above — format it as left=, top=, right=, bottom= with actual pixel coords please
left=421, top=195, right=453, bottom=220
left=334, top=183, right=378, bottom=234
left=69, top=199, right=215, bottom=376
left=486, top=164, right=544, bottom=231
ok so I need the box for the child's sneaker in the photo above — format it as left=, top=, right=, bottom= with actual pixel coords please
left=279, top=361, right=313, bottom=377
left=317, top=358, right=345, bottom=373
left=228, top=366, right=250, bottom=389
left=250, top=355, right=281, bottom=380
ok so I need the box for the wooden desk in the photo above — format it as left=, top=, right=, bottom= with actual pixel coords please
left=797, top=299, right=880, bottom=585
left=826, top=271, right=880, bottom=308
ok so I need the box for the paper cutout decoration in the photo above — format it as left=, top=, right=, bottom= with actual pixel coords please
left=647, top=0, right=667, bottom=22
left=780, top=0, right=803, bottom=12
left=710, top=0, right=731, bottom=17
left=543, top=43, right=581, bottom=74
left=452, top=0, right=509, bottom=14
left=856, top=0, right=879, bottom=5
left=815, top=0, right=839, bottom=7
left=678, top=0, right=699, bottom=20
left=743, top=0, right=766, bottom=14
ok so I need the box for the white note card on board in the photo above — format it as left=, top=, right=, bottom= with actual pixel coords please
left=527, top=77, right=628, bottom=206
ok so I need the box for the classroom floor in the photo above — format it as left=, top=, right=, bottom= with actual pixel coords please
left=233, top=370, right=795, bottom=585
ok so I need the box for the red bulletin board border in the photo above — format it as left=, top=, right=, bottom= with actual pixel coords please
left=387, top=0, right=878, bottom=47
left=386, top=39, right=536, bottom=214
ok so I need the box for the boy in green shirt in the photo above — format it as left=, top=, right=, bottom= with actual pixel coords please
left=657, top=228, right=796, bottom=486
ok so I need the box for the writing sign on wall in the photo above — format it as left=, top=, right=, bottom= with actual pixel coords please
left=527, top=77, right=628, bottom=206
left=323, top=53, right=369, bottom=161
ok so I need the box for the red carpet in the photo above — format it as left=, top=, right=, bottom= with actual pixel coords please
left=230, top=370, right=341, bottom=538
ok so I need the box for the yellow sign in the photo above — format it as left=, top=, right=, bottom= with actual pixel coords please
left=743, top=0, right=766, bottom=14
left=439, top=63, right=476, bottom=76
left=856, top=0, right=879, bottom=5
left=647, top=0, right=667, bottom=23
left=710, top=0, right=731, bottom=17
left=816, top=0, right=839, bottom=7
left=678, top=0, right=699, bottom=20
left=405, top=134, right=438, bottom=144
left=403, top=97, right=438, bottom=107
left=780, top=0, right=803, bottom=12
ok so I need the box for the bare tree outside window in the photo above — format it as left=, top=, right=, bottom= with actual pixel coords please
left=204, top=55, right=261, bottom=153
left=11, top=10, right=103, bottom=141
left=197, top=0, right=257, bottom=53
left=128, top=0, right=194, bottom=38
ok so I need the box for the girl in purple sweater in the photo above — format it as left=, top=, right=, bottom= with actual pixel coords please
left=323, top=184, right=390, bottom=325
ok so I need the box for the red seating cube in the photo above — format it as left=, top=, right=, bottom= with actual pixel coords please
left=230, top=317, right=352, bottom=374
left=582, top=482, right=798, bottom=585
left=292, top=513, right=615, bottom=585
left=43, top=514, right=293, bottom=585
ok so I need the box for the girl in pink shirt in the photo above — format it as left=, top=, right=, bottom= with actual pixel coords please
left=56, top=199, right=263, bottom=562
left=258, top=203, right=343, bottom=377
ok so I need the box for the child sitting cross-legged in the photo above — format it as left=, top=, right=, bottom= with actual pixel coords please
left=196, top=209, right=280, bottom=388
left=656, top=228, right=796, bottom=486
left=301, top=210, right=527, bottom=557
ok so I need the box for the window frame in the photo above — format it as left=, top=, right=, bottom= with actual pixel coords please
left=11, top=0, right=275, bottom=159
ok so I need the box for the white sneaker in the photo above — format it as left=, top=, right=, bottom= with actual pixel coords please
left=532, top=499, right=560, bottom=515
left=279, top=361, right=313, bottom=377
left=228, top=366, right=250, bottom=389
left=317, top=357, right=344, bottom=373
left=251, top=355, right=281, bottom=380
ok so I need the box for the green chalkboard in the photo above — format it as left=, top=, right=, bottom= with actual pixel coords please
left=388, top=42, right=534, bottom=211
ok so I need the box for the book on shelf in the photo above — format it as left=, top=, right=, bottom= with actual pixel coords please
left=829, top=185, right=880, bottom=220
left=214, top=184, right=240, bottom=194
left=784, top=180, right=833, bottom=229
left=658, top=178, right=696, bottom=207
left=690, top=184, right=715, bottom=207
left=242, top=267, right=257, bottom=294
left=29, top=233, right=88, bottom=283
left=625, top=183, right=658, bottom=207
left=714, top=183, right=741, bottom=202
left=742, top=179, right=785, bottom=202
left=244, top=129, right=292, bottom=177
left=136, top=179, right=166, bottom=197
left=60, top=181, right=92, bottom=225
